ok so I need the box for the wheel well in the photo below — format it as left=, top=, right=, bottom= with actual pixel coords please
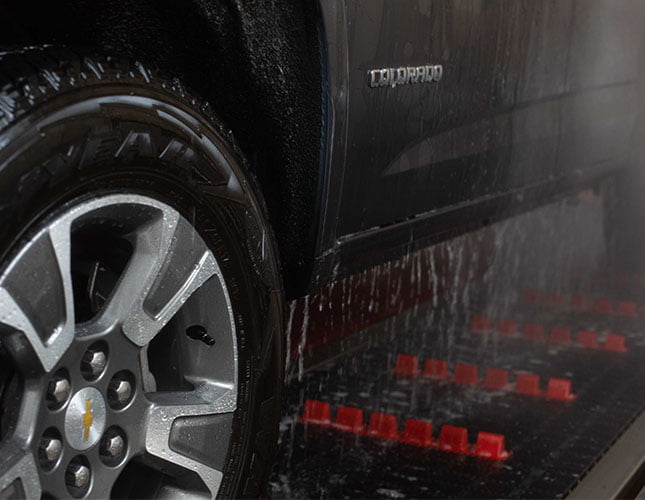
left=0, top=0, right=324, bottom=299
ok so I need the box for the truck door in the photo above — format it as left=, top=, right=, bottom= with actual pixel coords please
left=320, top=0, right=643, bottom=247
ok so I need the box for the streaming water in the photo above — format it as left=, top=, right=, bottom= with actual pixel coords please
left=271, top=187, right=645, bottom=498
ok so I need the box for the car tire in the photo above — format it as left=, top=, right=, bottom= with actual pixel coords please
left=0, top=46, right=284, bottom=499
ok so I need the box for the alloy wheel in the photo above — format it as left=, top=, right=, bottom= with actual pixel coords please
left=0, top=193, right=238, bottom=498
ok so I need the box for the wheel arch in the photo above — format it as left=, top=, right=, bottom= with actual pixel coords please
left=0, top=0, right=325, bottom=299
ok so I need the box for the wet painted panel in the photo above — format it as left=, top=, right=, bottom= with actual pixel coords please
left=324, top=0, right=643, bottom=238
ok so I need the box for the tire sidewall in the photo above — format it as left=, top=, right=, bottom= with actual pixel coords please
left=0, top=62, right=284, bottom=498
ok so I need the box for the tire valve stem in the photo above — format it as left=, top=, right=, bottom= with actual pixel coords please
left=186, top=325, right=216, bottom=346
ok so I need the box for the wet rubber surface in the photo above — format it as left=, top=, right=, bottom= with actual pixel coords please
left=270, top=294, right=645, bottom=498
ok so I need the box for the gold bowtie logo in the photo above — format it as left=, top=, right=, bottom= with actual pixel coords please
left=83, top=399, right=93, bottom=440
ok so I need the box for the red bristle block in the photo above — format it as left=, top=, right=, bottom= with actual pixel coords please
left=523, top=290, right=542, bottom=304
left=593, top=298, right=613, bottom=314
left=438, top=425, right=470, bottom=453
left=546, top=293, right=566, bottom=306
left=402, top=419, right=433, bottom=447
left=471, top=315, right=494, bottom=333
left=577, top=330, right=599, bottom=349
left=333, top=406, right=364, bottom=433
left=604, top=333, right=627, bottom=353
left=515, top=373, right=541, bottom=396
left=617, top=301, right=637, bottom=317
left=393, top=354, right=420, bottom=376
left=367, top=413, right=399, bottom=440
left=549, top=326, right=572, bottom=345
left=302, top=400, right=331, bottom=425
left=571, top=295, right=590, bottom=311
left=483, top=368, right=509, bottom=390
left=423, top=359, right=449, bottom=380
left=546, top=378, right=576, bottom=401
left=475, top=432, right=509, bottom=460
left=454, top=364, right=479, bottom=386
left=523, top=323, right=545, bottom=341
left=498, top=320, right=518, bottom=336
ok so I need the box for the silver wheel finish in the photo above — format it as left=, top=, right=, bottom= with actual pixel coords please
left=0, top=194, right=238, bottom=498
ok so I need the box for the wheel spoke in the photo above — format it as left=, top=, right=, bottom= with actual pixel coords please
left=0, top=440, right=41, bottom=499
left=145, top=385, right=236, bottom=498
left=0, top=219, right=74, bottom=373
left=93, top=208, right=219, bottom=347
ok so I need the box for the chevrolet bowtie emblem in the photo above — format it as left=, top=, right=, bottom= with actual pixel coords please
left=83, top=399, right=94, bottom=440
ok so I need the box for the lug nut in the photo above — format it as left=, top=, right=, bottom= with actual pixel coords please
left=39, top=436, right=62, bottom=467
left=66, top=462, right=90, bottom=489
left=109, top=379, right=131, bottom=405
left=47, top=375, right=70, bottom=407
left=107, top=372, right=135, bottom=409
left=101, top=434, right=125, bottom=458
left=81, top=346, right=107, bottom=380
left=100, top=427, right=127, bottom=466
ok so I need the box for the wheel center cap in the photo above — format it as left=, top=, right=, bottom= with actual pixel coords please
left=64, top=387, right=106, bottom=450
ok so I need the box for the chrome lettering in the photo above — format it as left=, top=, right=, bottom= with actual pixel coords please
left=368, top=63, right=443, bottom=88
left=368, top=70, right=381, bottom=88
left=407, top=67, right=418, bottom=84
left=433, top=64, right=443, bottom=82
